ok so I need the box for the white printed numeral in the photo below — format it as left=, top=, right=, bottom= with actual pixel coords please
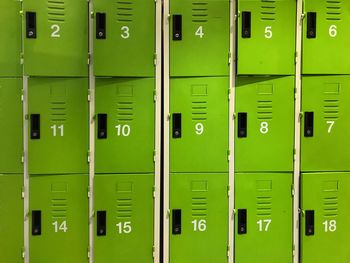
left=260, top=122, right=269, bottom=134
left=51, top=124, right=64, bottom=137
left=329, top=25, right=337, bottom=38
left=257, top=219, right=271, bottom=232
left=116, top=221, right=132, bottom=234
left=264, top=26, right=272, bottom=39
left=51, top=24, right=61, bottom=38
left=115, top=124, right=131, bottom=137
left=52, top=221, right=68, bottom=233
left=195, top=26, right=204, bottom=38
left=323, top=220, right=337, bottom=232
left=121, top=26, right=130, bottom=39
left=327, top=121, right=335, bottom=133
left=195, top=123, right=204, bottom=135
left=192, top=219, right=207, bottom=232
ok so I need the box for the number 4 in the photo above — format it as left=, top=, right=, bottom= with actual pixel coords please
left=195, top=26, right=204, bottom=38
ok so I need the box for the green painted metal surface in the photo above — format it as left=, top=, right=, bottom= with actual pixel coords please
left=95, top=78, right=155, bottom=174
left=235, top=76, right=295, bottom=172
left=94, top=174, right=154, bottom=263
left=237, top=0, right=296, bottom=75
left=235, top=173, right=293, bottom=263
left=0, top=78, right=23, bottom=174
left=170, top=173, right=228, bottom=263
left=0, top=174, right=23, bottom=263
left=302, top=0, right=350, bottom=74
left=93, top=0, right=155, bottom=77
left=169, top=0, right=230, bottom=77
left=28, top=78, right=88, bottom=174
left=23, top=0, right=88, bottom=77
left=301, top=76, right=350, bottom=172
left=29, top=174, right=88, bottom=263
left=170, top=77, right=229, bottom=173
left=0, top=0, right=21, bottom=77
left=301, top=172, right=350, bottom=263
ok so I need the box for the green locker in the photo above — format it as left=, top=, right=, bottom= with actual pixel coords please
left=237, top=0, right=296, bottom=75
left=95, top=78, right=155, bottom=173
left=23, top=0, right=88, bottom=77
left=0, top=0, right=21, bottom=77
left=170, top=173, right=228, bottom=263
left=301, top=76, right=350, bottom=172
left=169, top=0, right=230, bottom=77
left=302, top=0, right=350, bottom=74
left=29, top=174, right=88, bottom=263
left=170, top=77, right=229, bottom=173
left=301, top=172, right=350, bottom=263
left=0, top=78, right=23, bottom=174
left=93, top=0, right=155, bottom=77
left=235, top=173, right=293, bottom=263
left=28, top=78, right=88, bottom=174
left=94, top=174, right=154, bottom=263
left=0, top=174, right=23, bottom=263
left=235, top=76, right=295, bottom=172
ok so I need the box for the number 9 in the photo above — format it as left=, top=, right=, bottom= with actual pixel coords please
left=195, top=123, right=204, bottom=135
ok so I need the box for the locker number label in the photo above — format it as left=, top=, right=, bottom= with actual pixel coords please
left=323, top=220, right=337, bottom=232
left=264, top=26, right=272, bottom=39
left=51, top=24, right=61, bottom=38
left=257, top=219, right=271, bottom=231
left=327, top=121, right=335, bottom=133
left=195, top=26, right=204, bottom=38
left=116, top=221, right=132, bottom=234
left=260, top=122, right=269, bottom=134
left=115, top=124, right=131, bottom=136
left=51, top=124, right=64, bottom=137
left=192, top=219, right=207, bottom=232
left=329, top=25, right=337, bottom=38
left=52, top=220, right=68, bottom=233
left=121, top=26, right=130, bottom=39
left=195, top=123, right=204, bottom=135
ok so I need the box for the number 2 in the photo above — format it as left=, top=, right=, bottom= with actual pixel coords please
left=51, top=24, right=60, bottom=38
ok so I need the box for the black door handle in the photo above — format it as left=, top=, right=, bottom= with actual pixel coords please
left=238, top=209, right=247, bottom=234
left=32, top=210, right=41, bottom=235
left=241, top=12, right=251, bottom=38
left=307, top=12, right=317, bottom=39
left=26, top=12, right=37, bottom=39
left=172, top=209, right=181, bottom=235
left=97, top=114, right=107, bottom=139
left=96, top=13, right=106, bottom=39
left=304, top=112, right=314, bottom=137
left=173, top=15, right=182, bottom=41
left=238, top=112, right=247, bottom=138
left=31, top=114, right=40, bottom=139
left=172, top=113, right=182, bottom=138
left=97, top=211, right=107, bottom=236
left=305, top=210, right=314, bottom=236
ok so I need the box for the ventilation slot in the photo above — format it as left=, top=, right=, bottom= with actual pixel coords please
left=326, top=0, right=342, bottom=21
left=192, top=197, right=207, bottom=218
left=116, top=198, right=132, bottom=220
left=117, top=102, right=134, bottom=122
left=50, top=102, right=67, bottom=122
left=323, top=100, right=339, bottom=120
left=257, top=100, right=273, bottom=120
left=51, top=198, right=67, bottom=220
left=48, top=0, right=65, bottom=23
left=192, top=101, right=207, bottom=121
left=116, top=1, right=134, bottom=23
left=261, top=0, right=276, bottom=21
left=192, top=2, right=208, bottom=23
left=256, top=196, right=272, bottom=216
left=323, top=197, right=338, bottom=218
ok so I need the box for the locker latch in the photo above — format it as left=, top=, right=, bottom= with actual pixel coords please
left=305, top=210, right=314, bottom=236
left=172, top=209, right=181, bottom=235
left=32, top=210, right=41, bottom=236
left=241, top=12, right=251, bottom=38
left=30, top=114, right=40, bottom=139
left=307, top=12, right=317, bottom=39
left=172, top=15, right=182, bottom=41
left=97, top=114, right=107, bottom=139
left=304, top=112, right=314, bottom=137
left=26, top=12, right=37, bottom=39
left=97, top=211, right=107, bottom=236
left=172, top=113, right=182, bottom=138
left=237, top=112, right=247, bottom=138
left=237, top=209, right=247, bottom=234
left=96, top=13, right=106, bottom=39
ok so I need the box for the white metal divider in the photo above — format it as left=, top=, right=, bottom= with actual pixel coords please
left=293, top=0, right=303, bottom=262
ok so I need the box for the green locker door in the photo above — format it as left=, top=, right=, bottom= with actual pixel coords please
left=0, top=174, right=23, bottom=263
left=94, top=174, right=154, bottom=263
left=95, top=78, right=155, bottom=173
left=0, top=78, right=23, bottom=173
left=0, top=0, right=21, bottom=77
left=23, top=0, right=88, bottom=76
left=235, top=173, right=293, bottom=263
left=93, top=0, right=155, bottom=77
left=169, top=0, right=230, bottom=77
left=170, top=173, right=228, bottom=263
left=301, top=172, right=350, bottom=263
left=301, top=76, right=350, bottom=172
left=235, top=76, right=295, bottom=172
left=237, top=0, right=296, bottom=75
left=29, top=174, right=88, bottom=263
left=302, top=0, right=350, bottom=74
left=28, top=78, right=88, bottom=174
left=170, top=77, right=229, bottom=173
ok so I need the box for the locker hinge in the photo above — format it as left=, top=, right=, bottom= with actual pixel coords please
left=153, top=186, right=156, bottom=198
left=167, top=209, right=170, bottom=218
left=88, top=186, right=92, bottom=198
left=228, top=52, right=232, bottom=65
left=291, top=184, right=295, bottom=197
left=227, top=246, right=230, bottom=257
left=88, top=53, right=91, bottom=65
left=227, top=150, right=230, bottom=161
left=153, top=150, right=157, bottom=163
left=21, top=89, right=24, bottom=101
left=21, top=186, right=25, bottom=199
left=153, top=90, right=157, bottom=102
left=20, top=53, right=24, bottom=65
left=90, top=11, right=94, bottom=19
left=227, top=185, right=231, bottom=197
left=25, top=114, right=29, bottom=120
left=21, top=247, right=25, bottom=259
left=299, top=112, right=303, bottom=121
left=152, top=246, right=156, bottom=258
left=233, top=112, right=236, bottom=120
left=154, top=53, right=158, bottom=66
left=21, top=153, right=25, bottom=164
left=167, top=113, right=171, bottom=121
left=87, top=151, right=91, bottom=163
left=87, top=246, right=91, bottom=259
left=294, top=52, right=298, bottom=64
left=88, top=89, right=91, bottom=102
left=233, top=208, right=236, bottom=214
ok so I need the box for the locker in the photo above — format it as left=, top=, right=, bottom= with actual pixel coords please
left=23, top=0, right=88, bottom=76
left=301, top=172, right=350, bottom=263
left=301, top=76, right=350, bottom=172
left=237, top=0, right=296, bottom=75
left=94, top=174, right=154, bottom=263
left=235, top=76, right=295, bottom=172
left=235, top=173, right=293, bottom=263
left=169, top=173, right=228, bottom=262
left=0, top=78, right=23, bottom=173
left=0, top=0, right=21, bottom=77
left=28, top=78, right=88, bottom=174
left=95, top=78, right=155, bottom=173
left=170, top=77, right=229, bottom=173
left=169, top=0, right=230, bottom=77
left=302, top=0, right=350, bottom=74
left=29, top=174, right=88, bottom=263
left=93, top=0, right=155, bottom=77
left=0, top=174, right=23, bottom=263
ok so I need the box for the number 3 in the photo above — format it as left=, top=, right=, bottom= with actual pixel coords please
left=121, top=26, right=130, bottom=39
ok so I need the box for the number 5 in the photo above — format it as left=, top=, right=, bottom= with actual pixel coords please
left=264, top=26, right=272, bottom=39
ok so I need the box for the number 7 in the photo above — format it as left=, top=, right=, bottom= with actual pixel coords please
left=327, top=121, right=335, bottom=133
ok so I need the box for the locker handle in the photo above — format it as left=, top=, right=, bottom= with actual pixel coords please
left=30, top=114, right=40, bottom=140
left=305, top=210, right=314, bottom=236
left=238, top=209, right=247, bottom=234
left=237, top=112, right=247, bottom=138
left=97, top=114, right=107, bottom=139
left=172, top=113, right=182, bottom=138
left=172, top=15, right=182, bottom=41
left=172, top=209, right=181, bottom=235
left=96, top=13, right=106, bottom=39
left=32, top=210, right=41, bottom=236
left=241, top=11, right=251, bottom=38
left=307, top=12, right=317, bottom=39
left=304, top=112, right=314, bottom=137
left=26, top=12, right=37, bottom=39
left=97, top=211, right=107, bottom=236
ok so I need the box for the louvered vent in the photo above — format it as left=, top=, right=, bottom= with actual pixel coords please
left=261, top=0, right=276, bottom=21
left=326, top=0, right=342, bottom=21
left=192, top=2, right=208, bottom=23
left=116, top=1, right=134, bottom=23
left=47, top=0, right=65, bottom=23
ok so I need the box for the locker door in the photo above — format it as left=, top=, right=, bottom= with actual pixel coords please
left=28, top=78, right=88, bottom=174
left=237, top=0, right=296, bottom=75
left=235, top=76, right=295, bottom=172
left=23, top=0, right=88, bottom=76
